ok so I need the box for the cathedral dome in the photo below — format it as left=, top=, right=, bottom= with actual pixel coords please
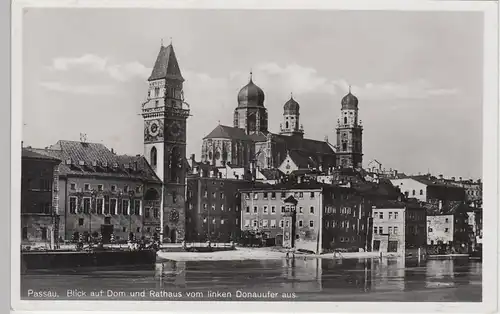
left=341, top=90, right=358, bottom=110
left=237, top=75, right=265, bottom=107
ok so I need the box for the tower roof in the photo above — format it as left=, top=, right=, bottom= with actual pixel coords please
left=148, top=44, right=184, bottom=82
left=341, top=87, right=358, bottom=110
left=237, top=73, right=265, bottom=107
left=284, top=94, right=300, bottom=112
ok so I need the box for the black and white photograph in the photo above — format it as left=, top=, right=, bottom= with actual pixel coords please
left=10, top=0, right=499, bottom=312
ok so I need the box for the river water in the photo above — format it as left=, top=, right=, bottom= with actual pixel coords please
left=21, top=257, right=481, bottom=302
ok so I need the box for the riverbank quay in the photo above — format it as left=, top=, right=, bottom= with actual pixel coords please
left=156, top=247, right=402, bottom=262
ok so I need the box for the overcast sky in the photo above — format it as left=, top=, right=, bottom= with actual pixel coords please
left=22, top=8, right=483, bottom=179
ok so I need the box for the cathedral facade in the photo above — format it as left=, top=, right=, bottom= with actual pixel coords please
left=201, top=75, right=364, bottom=173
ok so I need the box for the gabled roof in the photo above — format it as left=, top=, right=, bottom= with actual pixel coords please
left=283, top=195, right=298, bottom=205
left=288, top=150, right=318, bottom=169
left=271, top=134, right=334, bottom=155
left=148, top=44, right=184, bottom=82
left=203, top=125, right=251, bottom=141
left=27, top=140, right=161, bottom=183
left=22, top=148, right=61, bottom=162
left=258, top=168, right=284, bottom=180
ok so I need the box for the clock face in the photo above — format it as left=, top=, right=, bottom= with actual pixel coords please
left=169, top=121, right=183, bottom=138
left=149, top=121, right=160, bottom=136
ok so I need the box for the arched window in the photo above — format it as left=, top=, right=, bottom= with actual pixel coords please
left=419, top=189, right=423, bottom=195
left=342, top=142, right=347, bottom=151
left=150, top=147, right=157, bottom=167
left=344, top=117, right=348, bottom=124
left=412, top=189, right=415, bottom=196
left=285, top=121, right=289, bottom=129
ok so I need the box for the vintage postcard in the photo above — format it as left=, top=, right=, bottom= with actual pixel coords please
left=10, top=0, right=499, bottom=313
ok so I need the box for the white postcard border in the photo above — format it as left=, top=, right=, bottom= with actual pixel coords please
left=10, top=0, right=499, bottom=313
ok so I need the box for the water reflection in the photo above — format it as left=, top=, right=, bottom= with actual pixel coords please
left=22, top=256, right=481, bottom=301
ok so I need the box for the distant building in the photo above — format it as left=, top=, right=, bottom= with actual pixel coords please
left=426, top=203, right=474, bottom=253
left=185, top=172, right=255, bottom=243
left=371, top=201, right=427, bottom=255
left=390, top=176, right=465, bottom=210
left=200, top=76, right=338, bottom=171
left=21, top=148, right=61, bottom=247
left=27, top=140, right=162, bottom=243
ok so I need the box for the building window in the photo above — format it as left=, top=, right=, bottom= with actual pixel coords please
left=221, top=219, right=225, bottom=225
left=70, top=183, right=76, bottom=190
left=212, top=192, right=216, bottom=199
left=252, top=220, right=258, bottom=227
left=78, top=218, right=84, bottom=226
left=211, top=205, right=216, bottom=211
left=124, top=186, right=129, bottom=193
left=394, top=212, right=398, bottom=219
left=388, top=227, right=393, bottom=234
left=136, top=227, right=141, bottom=233
left=97, top=184, right=103, bottom=192
left=285, top=221, right=290, bottom=227
left=379, top=212, right=383, bottom=219
left=419, top=189, right=423, bottom=195
left=299, top=192, right=303, bottom=199
left=253, top=193, right=258, bottom=200
left=389, top=212, right=393, bottom=219
left=379, top=226, right=383, bottom=234
left=310, top=206, right=314, bottom=214
left=263, top=192, right=268, bottom=199
left=41, top=227, right=47, bottom=240
left=245, top=193, right=250, bottom=199
left=279, top=220, right=284, bottom=228
left=134, top=200, right=141, bottom=215
left=149, top=146, right=157, bottom=168
left=445, top=218, right=449, bottom=223
left=374, top=226, right=378, bottom=234
left=244, top=220, right=250, bottom=227
left=122, top=199, right=129, bottom=215
left=298, top=207, right=303, bottom=213
left=135, top=185, right=142, bottom=193
left=110, top=199, right=117, bottom=215
left=271, top=192, right=276, bottom=199
left=281, top=192, right=286, bottom=198
left=263, top=206, right=268, bottom=214
left=221, top=204, right=224, bottom=211
left=220, top=192, right=224, bottom=199
left=310, top=192, right=315, bottom=198
left=298, top=220, right=303, bottom=227
left=246, top=206, right=250, bottom=213
left=84, top=183, right=90, bottom=191
left=83, top=197, right=91, bottom=214
left=153, top=208, right=159, bottom=218
left=145, top=208, right=150, bottom=218
left=445, top=228, right=449, bottom=233
left=394, top=227, right=398, bottom=234
left=111, top=185, right=117, bottom=192
left=253, top=206, right=258, bottom=214
left=262, top=220, right=268, bottom=228
left=69, top=197, right=77, bottom=214
left=281, top=206, right=285, bottom=213
left=95, top=198, right=103, bottom=214
left=271, top=206, right=276, bottom=213
left=412, top=190, right=415, bottom=196
left=104, top=217, right=111, bottom=224
left=309, top=220, right=314, bottom=228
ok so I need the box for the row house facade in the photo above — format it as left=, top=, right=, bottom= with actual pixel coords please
left=27, top=140, right=162, bottom=243
left=21, top=148, right=61, bottom=246
left=371, top=201, right=427, bottom=255
left=239, top=181, right=374, bottom=253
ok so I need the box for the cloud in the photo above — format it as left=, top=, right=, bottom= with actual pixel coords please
left=47, top=54, right=151, bottom=82
left=351, top=79, right=459, bottom=100
left=39, top=81, right=116, bottom=95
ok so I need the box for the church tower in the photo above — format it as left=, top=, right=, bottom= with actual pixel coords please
left=279, top=94, right=304, bottom=138
left=233, top=73, right=268, bottom=135
left=335, top=87, right=363, bottom=169
left=142, top=42, right=190, bottom=243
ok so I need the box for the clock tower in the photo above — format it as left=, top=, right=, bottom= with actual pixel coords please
left=142, top=43, right=190, bottom=243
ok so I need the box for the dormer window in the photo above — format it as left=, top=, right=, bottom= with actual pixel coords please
left=111, top=185, right=117, bottom=192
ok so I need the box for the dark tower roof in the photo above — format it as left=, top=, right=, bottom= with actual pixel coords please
left=284, top=94, right=300, bottom=113
left=237, top=73, right=265, bottom=107
left=148, top=44, right=184, bottom=82
left=341, top=88, right=358, bottom=110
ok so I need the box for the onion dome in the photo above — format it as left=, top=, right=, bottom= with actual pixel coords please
left=237, top=73, right=265, bottom=107
left=284, top=94, right=300, bottom=113
left=341, top=86, right=358, bottom=110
